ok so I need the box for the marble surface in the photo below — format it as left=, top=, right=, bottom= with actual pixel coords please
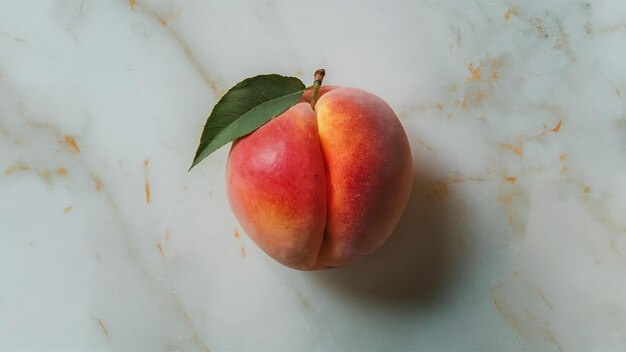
left=1, top=0, right=626, bottom=350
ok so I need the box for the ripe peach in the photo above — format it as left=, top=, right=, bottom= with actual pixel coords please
left=226, top=87, right=412, bottom=270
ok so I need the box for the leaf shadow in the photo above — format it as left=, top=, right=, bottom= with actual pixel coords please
left=311, top=162, right=466, bottom=309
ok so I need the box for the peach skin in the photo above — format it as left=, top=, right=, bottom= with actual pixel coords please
left=226, top=86, right=412, bottom=270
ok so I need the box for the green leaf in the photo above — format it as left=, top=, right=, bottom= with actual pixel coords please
left=189, top=74, right=306, bottom=170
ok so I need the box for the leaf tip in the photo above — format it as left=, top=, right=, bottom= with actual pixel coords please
left=188, top=157, right=201, bottom=172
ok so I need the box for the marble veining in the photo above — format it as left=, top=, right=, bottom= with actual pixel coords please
left=1, top=0, right=626, bottom=350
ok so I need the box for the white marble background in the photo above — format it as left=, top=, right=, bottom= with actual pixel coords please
left=1, top=0, right=626, bottom=350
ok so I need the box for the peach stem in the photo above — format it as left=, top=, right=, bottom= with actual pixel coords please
left=310, top=68, right=326, bottom=110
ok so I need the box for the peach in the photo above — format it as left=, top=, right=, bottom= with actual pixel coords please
left=226, top=87, right=412, bottom=270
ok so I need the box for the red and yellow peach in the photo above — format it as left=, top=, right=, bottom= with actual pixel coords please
left=226, top=87, right=412, bottom=270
